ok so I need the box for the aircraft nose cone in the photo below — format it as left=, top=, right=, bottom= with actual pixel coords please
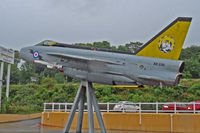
left=20, top=47, right=32, bottom=62
left=19, top=47, right=27, bottom=60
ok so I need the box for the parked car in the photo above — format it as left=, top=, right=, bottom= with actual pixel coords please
left=113, top=101, right=140, bottom=112
left=186, top=101, right=200, bottom=111
left=162, top=104, right=187, bottom=111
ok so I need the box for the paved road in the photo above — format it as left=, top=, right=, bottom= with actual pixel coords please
left=0, top=118, right=60, bottom=133
left=0, top=118, right=163, bottom=133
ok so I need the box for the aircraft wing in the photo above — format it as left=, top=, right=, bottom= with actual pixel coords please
left=47, top=52, right=121, bottom=65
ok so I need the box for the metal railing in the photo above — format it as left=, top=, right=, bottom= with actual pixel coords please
left=43, top=102, right=200, bottom=114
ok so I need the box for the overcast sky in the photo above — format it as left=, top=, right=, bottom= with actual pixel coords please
left=0, top=0, right=199, bottom=50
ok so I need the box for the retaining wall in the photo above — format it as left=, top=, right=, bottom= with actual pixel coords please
left=0, top=113, right=41, bottom=123
left=41, top=112, right=200, bottom=132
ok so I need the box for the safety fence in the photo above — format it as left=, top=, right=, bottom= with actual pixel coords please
left=43, top=102, right=200, bottom=114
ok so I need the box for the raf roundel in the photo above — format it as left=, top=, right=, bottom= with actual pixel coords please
left=33, top=51, right=39, bottom=58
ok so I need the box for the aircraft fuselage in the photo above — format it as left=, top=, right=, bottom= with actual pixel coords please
left=20, top=46, right=183, bottom=87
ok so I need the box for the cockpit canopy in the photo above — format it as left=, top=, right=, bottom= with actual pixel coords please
left=35, top=40, right=56, bottom=46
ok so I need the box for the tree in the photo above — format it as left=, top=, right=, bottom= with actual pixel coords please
left=180, top=46, right=200, bottom=78
left=93, top=41, right=111, bottom=49
left=75, top=43, right=92, bottom=47
left=117, top=45, right=129, bottom=52
left=54, top=73, right=65, bottom=83
left=184, top=58, right=200, bottom=78
left=180, top=46, right=200, bottom=60
left=10, top=64, right=20, bottom=84
left=125, top=41, right=143, bottom=53
left=19, top=62, right=37, bottom=84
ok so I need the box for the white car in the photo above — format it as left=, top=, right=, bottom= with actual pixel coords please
left=113, top=101, right=140, bottom=112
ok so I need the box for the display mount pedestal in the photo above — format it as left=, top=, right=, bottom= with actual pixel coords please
left=63, top=81, right=106, bottom=133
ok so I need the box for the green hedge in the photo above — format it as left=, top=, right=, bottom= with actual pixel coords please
left=0, top=78, right=200, bottom=114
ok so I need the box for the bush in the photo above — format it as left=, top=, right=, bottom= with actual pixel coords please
left=1, top=79, right=200, bottom=114
left=41, top=78, right=57, bottom=89
left=188, top=82, right=200, bottom=93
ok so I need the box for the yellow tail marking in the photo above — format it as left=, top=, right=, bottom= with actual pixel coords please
left=136, top=17, right=192, bottom=60
left=112, top=85, right=144, bottom=89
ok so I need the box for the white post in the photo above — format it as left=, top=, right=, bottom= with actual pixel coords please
left=156, top=102, right=158, bottom=113
left=0, top=62, right=4, bottom=111
left=174, top=102, right=176, bottom=114
left=107, top=102, right=109, bottom=112
left=59, top=103, right=60, bottom=112
left=193, top=102, right=195, bottom=114
left=122, top=104, right=125, bottom=113
left=6, top=64, right=11, bottom=100
left=52, top=103, right=54, bottom=112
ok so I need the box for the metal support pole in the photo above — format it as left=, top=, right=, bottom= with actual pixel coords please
left=0, top=62, right=4, bottom=111
left=64, top=82, right=84, bottom=133
left=86, top=82, right=94, bottom=133
left=63, top=81, right=106, bottom=133
left=6, top=63, right=11, bottom=100
left=89, top=82, right=106, bottom=133
left=76, top=87, right=86, bottom=133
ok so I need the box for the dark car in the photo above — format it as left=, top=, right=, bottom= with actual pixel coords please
left=162, top=104, right=187, bottom=111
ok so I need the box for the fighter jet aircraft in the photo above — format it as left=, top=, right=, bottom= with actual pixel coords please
left=20, top=17, right=192, bottom=88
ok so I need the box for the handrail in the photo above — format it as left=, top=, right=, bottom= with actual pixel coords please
left=43, top=102, right=200, bottom=114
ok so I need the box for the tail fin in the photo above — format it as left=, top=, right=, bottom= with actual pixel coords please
left=135, top=17, right=192, bottom=60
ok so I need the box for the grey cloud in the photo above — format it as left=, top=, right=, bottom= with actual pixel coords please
left=0, top=0, right=199, bottom=50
